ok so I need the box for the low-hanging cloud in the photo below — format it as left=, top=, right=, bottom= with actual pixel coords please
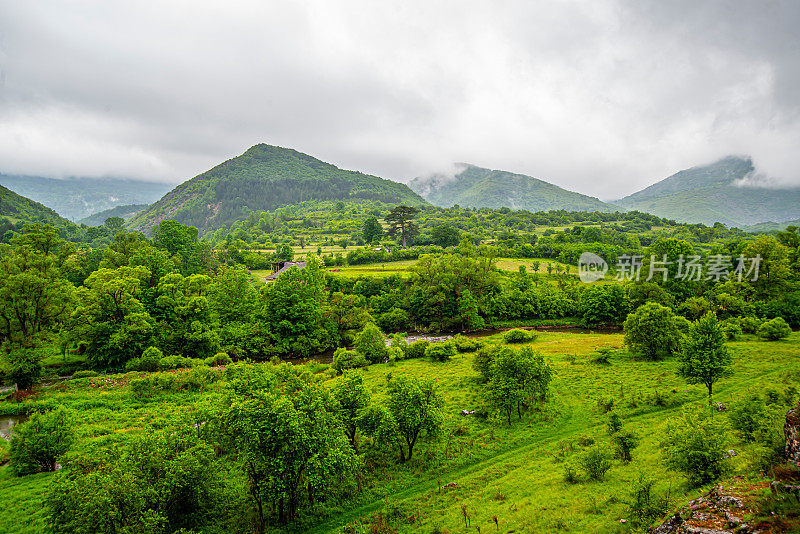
left=0, top=0, right=798, bottom=199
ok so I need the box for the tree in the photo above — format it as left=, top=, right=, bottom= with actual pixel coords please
left=741, top=236, right=790, bottom=299
left=662, top=408, right=730, bottom=487
left=386, top=376, right=443, bottom=462
left=222, top=365, right=356, bottom=529
left=431, top=224, right=460, bottom=248
left=385, top=206, right=420, bottom=248
left=581, top=284, right=627, bottom=326
left=153, top=272, right=219, bottom=359
left=325, top=292, right=372, bottom=347
left=362, top=217, right=383, bottom=244
left=677, top=312, right=733, bottom=401
left=47, top=426, right=220, bottom=534
left=457, top=288, right=484, bottom=331
left=69, top=266, right=154, bottom=369
left=0, top=225, right=75, bottom=346
left=103, top=216, right=125, bottom=232
left=353, top=323, right=388, bottom=364
left=485, top=347, right=552, bottom=424
left=2, top=346, right=42, bottom=390
left=623, top=302, right=683, bottom=360
left=10, top=408, right=74, bottom=476
left=332, top=370, right=371, bottom=451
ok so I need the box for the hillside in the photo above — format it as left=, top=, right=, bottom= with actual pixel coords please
left=0, top=175, right=171, bottom=221
left=127, top=144, right=426, bottom=233
left=0, top=184, right=72, bottom=227
left=409, top=163, right=618, bottom=213
left=78, top=204, right=149, bottom=227
left=615, top=156, right=800, bottom=227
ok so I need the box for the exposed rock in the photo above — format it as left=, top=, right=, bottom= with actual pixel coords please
left=648, top=486, right=756, bottom=534
left=714, top=402, right=727, bottom=412
left=786, top=402, right=800, bottom=467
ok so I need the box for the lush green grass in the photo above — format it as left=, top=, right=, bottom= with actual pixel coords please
left=1, top=332, right=797, bottom=533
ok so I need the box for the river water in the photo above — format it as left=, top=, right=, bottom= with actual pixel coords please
left=0, top=415, right=26, bottom=441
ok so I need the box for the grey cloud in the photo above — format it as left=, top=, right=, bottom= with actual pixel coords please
left=0, top=0, right=798, bottom=198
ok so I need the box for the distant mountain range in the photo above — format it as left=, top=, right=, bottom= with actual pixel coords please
left=613, top=156, right=800, bottom=227
left=0, top=184, right=71, bottom=227
left=0, top=175, right=171, bottom=221
left=127, top=144, right=425, bottom=233
left=409, top=164, right=618, bottom=213
left=78, top=204, right=150, bottom=227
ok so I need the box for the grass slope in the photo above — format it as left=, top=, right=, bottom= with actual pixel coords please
left=0, top=184, right=72, bottom=227
left=2, top=331, right=797, bottom=533
left=128, top=144, right=427, bottom=234
left=409, top=164, right=618, bottom=213
left=615, top=156, right=800, bottom=227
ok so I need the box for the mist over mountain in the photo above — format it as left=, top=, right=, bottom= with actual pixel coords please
left=0, top=175, right=171, bottom=222
left=78, top=204, right=150, bottom=227
left=127, top=144, right=426, bottom=234
left=409, top=164, right=618, bottom=213
left=614, top=156, right=800, bottom=227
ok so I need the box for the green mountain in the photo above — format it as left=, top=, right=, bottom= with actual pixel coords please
left=408, top=164, right=618, bottom=213
left=0, top=184, right=72, bottom=227
left=0, top=174, right=171, bottom=221
left=614, top=156, right=800, bottom=227
left=742, top=218, right=800, bottom=233
left=78, top=204, right=149, bottom=227
left=128, top=144, right=426, bottom=233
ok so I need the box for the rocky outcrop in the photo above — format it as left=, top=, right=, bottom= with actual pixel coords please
left=648, top=486, right=758, bottom=534
left=785, top=402, right=800, bottom=467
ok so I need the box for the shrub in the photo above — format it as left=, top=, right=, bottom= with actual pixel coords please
left=389, top=334, right=409, bottom=357
left=503, top=329, right=536, bottom=344
left=453, top=335, right=482, bottom=353
left=204, top=352, right=233, bottom=366
left=628, top=474, right=669, bottom=527
left=737, top=316, right=763, bottom=334
left=662, top=408, right=730, bottom=487
left=581, top=446, right=612, bottom=481
left=425, top=341, right=457, bottom=362
left=563, top=464, right=580, bottom=484
left=158, top=355, right=199, bottom=371
left=473, top=345, right=502, bottom=382
left=590, top=348, right=612, bottom=365
left=387, top=346, right=403, bottom=365
left=125, top=346, right=163, bottom=372
left=757, top=317, right=792, bottom=341
left=404, top=340, right=429, bottom=360
left=9, top=408, right=74, bottom=476
left=354, top=323, right=388, bottom=364
left=720, top=320, right=742, bottom=341
left=607, top=413, right=622, bottom=435
left=130, top=377, right=155, bottom=399
left=332, top=348, right=369, bottom=373
left=612, top=431, right=639, bottom=462
left=71, top=370, right=98, bottom=379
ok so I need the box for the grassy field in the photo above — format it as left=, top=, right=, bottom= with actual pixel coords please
left=1, top=330, right=797, bottom=533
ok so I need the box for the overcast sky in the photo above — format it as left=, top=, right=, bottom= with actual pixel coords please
left=1, top=0, right=798, bottom=199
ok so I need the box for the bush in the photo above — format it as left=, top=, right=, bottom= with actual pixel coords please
left=737, top=316, right=763, bottom=334
left=389, top=334, right=409, bottom=357
left=71, top=370, right=98, bottom=379
left=354, top=323, right=388, bottom=364
left=125, top=346, right=163, bottom=372
left=757, top=317, right=792, bottom=341
left=387, top=346, right=403, bottom=365
left=9, top=408, right=74, bottom=476
left=404, top=340, right=429, bottom=360
left=628, top=474, right=669, bottom=527
left=623, top=303, right=683, bottom=360
left=453, top=335, right=482, bottom=353
left=473, top=345, right=501, bottom=382
left=204, top=352, right=233, bottom=366
left=580, top=446, right=612, bottom=481
left=662, top=408, right=730, bottom=487
left=425, top=341, right=457, bottom=362
left=332, top=348, right=369, bottom=373
left=720, top=320, right=742, bottom=341
left=158, top=355, right=200, bottom=371
left=612, top=431, right=639, bottom=462
left=4, top=347, right=42, bottom=390
left=563, top=464, right=580, bottom=484
left=503, top=329, right=537, bottom=344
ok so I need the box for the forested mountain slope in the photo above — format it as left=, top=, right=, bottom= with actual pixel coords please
left=128, top=144, right=426, bottom=233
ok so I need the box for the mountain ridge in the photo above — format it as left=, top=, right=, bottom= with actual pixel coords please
left=127, top=144, right=426, bottom=233
left=409, top=163, right=618, bottom=213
